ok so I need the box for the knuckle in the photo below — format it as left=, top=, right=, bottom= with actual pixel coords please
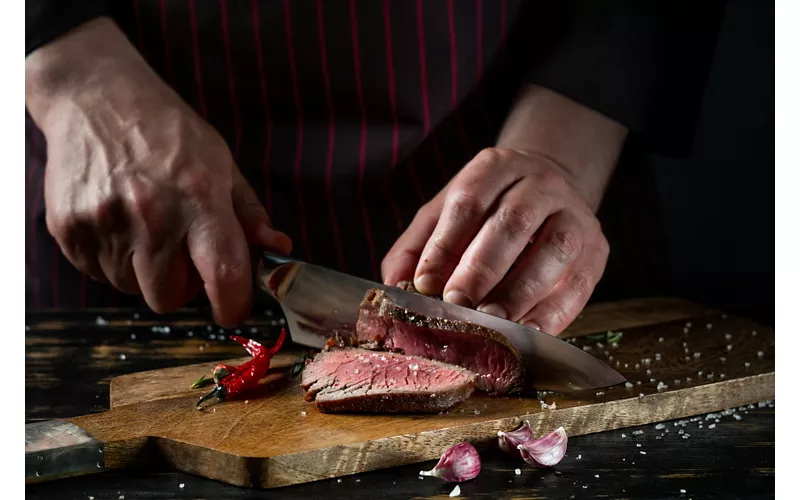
left=494, top=203, right=536, bottom=237
left=209, top=259, right=248, bottom=287
left=460, top=257, right=498, bottom=284
left=446, top=190, right=485, bottom=225
left=428, top=235, right=461, bottom=261
left=510, top=275, right=545, bottom=306
left=535, top=166, right=567, bottom=190
left=546, top=229, right=582, bottom=264
left=570, top=270, right=596, bottom=298
left=547, top=302, right=573, bottom=330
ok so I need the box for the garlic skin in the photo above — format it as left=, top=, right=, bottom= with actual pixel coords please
left=517, top=426, right=568, bottom=467
left=419, top=442, right=481, bottom=482
left=497, top=420, right=533, bottom=453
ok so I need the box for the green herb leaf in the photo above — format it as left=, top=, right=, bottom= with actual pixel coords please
left=190, top=374, right=214, bottom=389
left=585, top=333, right=607, bottom=340
left=607, top=332, right=623, bottom=345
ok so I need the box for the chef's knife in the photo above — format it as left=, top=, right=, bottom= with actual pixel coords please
left=257, top=253, right=626, bottom=393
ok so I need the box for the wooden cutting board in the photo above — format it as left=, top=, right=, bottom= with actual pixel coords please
left=56, top=299, right=773, bottom=489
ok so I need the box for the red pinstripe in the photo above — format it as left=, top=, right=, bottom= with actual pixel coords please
left=384, top=0, right=404, bottom=234
left=158, top=0, right=175, bottom=84
left=416, top=0, right=448, bottom=182
left=316, top=0, right=346, bottom=271
left=476, top=0, right=483, bottom=77
left=282, top=0, right=312, bottom=262
left=188, top=0, right=208, bottom=118
left=250, top=0, right=273, bottom=214
left=219, top=0, right=243, bottom=160
left=349, top=0, right=379, bottom=280
left=447, top=0, right=472, bottom=157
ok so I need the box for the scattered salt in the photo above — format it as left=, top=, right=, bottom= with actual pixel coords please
left=409, top=364, right=419, bottom=370
left=726, top=344, right=733, bottom=352
left=473, top=410, right=481, bottom=415
left=686, top=322, right=692, bottom=328
left=680, top=489, right=687, bottom=494
left=596, top=391, right=605, bottom=396
left=734, top=414, right=743, bottom=421
left=179, top=483, right=184, bottom=489
left=245, top=400, right=249, bottom=404
left=657, top=382, right=668, bottom=391
left=720, top=357, right=726, bottom=363
left=621, top=433, right=627, bottom=438
left=693, top=352, right=701, bottom=359
left=744, top=362, right=751, bottom=368
left=625, top=382, right=634, bottom=389
left=658, top=337, right=664, bottom=342
left=636, top=443, right=641, bottom=447
left=725, top=333, right=732, bottom=341
left=577, top=454, right=582, bottom=459
left=640, top=451, right=647, bottom=455
left=757, top=351, right=764, bottom=358
left=515, top=468, right=521, bottom=475
left=95, top=316, right=108, bottom=326
left=655, top=423, right=665, bottom=430
left=639, top=393, right=645, bottom=399
left=632, top=430, right=644, bottom=436
left=300, top=411, right=307, bottom=416
left=706, top=323, right=712, bottom=330
left=337, top=479, right=342, bottom=483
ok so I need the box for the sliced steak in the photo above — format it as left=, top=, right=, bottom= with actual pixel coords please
left=356, top=289, right=524, bottom=394
left=301, top=348, right=477, bottom=413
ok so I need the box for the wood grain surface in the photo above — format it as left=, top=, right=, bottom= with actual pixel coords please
left=24, top=299, right=775, bottom=498
left=46, top=306, right=774, bottom=489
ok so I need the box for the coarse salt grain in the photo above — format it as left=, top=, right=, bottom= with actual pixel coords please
left=300, top=411, right=307, bottom=416
left=179, top=483, right=184, bottom=489
left=657, top=382, right=668, bottom=391
left=577, top=454, right=582, bottom=459
left=709, top=423, right=716, bottom=429
left=706, top=324, right=712, bottom=330
left=636, top=443, right=641, bottom=448
left=725, top=333, right=732, bottom=341
left=693, top=352, right=701, bottom=359
left=621, top=433, right=627, bottom=438
left=119, top=354, right=127, bottom=361
left=655, top=423, right=665, bottom=430
left=658, top=337, right=664, bottom=342
left=515, top=468, right=521, bottom=475
left=726, top=344, right=733, bottom=351
left=680, top=489, right=687, bottom=493
left=757, top=351, right=764, bottom=358
left=632, top=430, right=644, bottom=436
left=640, top=451, right=647, bottom=455
left=625, top=382, right=634, bottom=389
left=745, top=362, right=751, bottom=368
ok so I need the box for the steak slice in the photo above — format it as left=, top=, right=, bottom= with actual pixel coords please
left=301, top=348, right=477, bottom=413
left=355, top=289, right=524, bottom=394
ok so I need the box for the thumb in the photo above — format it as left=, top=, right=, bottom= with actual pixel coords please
left=231, top=170, right=293, bottom=255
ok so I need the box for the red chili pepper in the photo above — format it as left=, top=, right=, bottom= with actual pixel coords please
left=229, top=335, right=267, bottom=358
left=196, top=329, right=287, bottom=409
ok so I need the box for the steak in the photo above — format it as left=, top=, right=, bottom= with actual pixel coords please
left=301, top=348, right=477, bottom=413
left=355, top=289, right=524, bottom=394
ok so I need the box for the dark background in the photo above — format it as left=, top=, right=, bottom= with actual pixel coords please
left=592, top=0, right=774, bottom=326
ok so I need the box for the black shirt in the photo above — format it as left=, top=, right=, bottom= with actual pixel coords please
left=25, top=0, right=725, bottom=309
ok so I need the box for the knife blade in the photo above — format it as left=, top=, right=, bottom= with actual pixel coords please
left=256, top=253, right=626, bottom=392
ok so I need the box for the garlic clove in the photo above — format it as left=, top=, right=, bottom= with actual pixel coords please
left=419, top=442, right=481, bottom=483
left=497, top=420, right=533, bottom=453
left=517, top=426, right=568, bottom=467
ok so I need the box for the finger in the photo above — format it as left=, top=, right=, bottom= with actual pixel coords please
left=96, top=236, right=140, bottom=295
left=46, top=216, right=108, bottom=284
left=413, top=148, right=522, bottom=297
left=477, top=210, right=585, bottom=321
left=132, top=243, right=194, bottom=314
left=442, top=176, right=554, bottom=309
left=231, top=170, right=293, bottom=255
left=517, top=239, right=609, bottom=335
left=381, top=197, right=442, bottom=286
left=186, top=205, right=253, bottom=327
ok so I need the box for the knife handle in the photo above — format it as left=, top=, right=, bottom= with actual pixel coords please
left=25, top=419, right=106, bottom=484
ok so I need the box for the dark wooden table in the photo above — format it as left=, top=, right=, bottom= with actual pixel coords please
left=25, top=306, right=775, bottom=499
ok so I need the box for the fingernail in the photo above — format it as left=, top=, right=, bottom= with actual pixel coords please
left=477, top=303, right=508, bottom=320
left=444, top=290, right=473, bottom=308
left=415, top=274, right=444, bottom=295
left=522, top=321, right=547, bottom=334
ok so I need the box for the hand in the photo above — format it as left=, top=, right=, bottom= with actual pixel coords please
left=26, top=19, right=292, bottom=326
left=382, top=85, right=627, bottom=335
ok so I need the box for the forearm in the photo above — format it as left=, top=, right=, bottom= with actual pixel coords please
left=495, top=84, right=628, bottom=211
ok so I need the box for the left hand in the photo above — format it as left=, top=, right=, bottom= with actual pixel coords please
left=381, top=147, right=609, bottom=336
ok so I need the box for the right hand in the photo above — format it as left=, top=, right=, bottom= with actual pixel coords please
left=26, top=19, right=292, bottom=326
